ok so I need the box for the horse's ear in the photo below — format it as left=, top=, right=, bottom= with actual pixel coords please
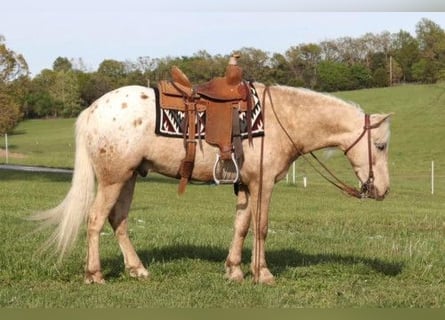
left=371, top=113, right=394, bottom=127
left=385, top=112, right=395, bottom=119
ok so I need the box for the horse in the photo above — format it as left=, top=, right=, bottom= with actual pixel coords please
left=33, top=83, right=392, bottom=284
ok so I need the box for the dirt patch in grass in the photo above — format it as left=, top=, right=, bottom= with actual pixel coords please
left=0, top=148, right=27, bottom=159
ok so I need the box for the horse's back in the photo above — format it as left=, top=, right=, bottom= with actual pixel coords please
left=82, top=85, right=155, bottom=126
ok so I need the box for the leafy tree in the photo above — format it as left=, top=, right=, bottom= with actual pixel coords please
left=411, top=58, right=438, bottom=83
left=0, top=92, right=22, bottom=135
left=25, top=90, right=54, bottom=118
left=285, top=46, right=305, bottom=85
left=414, top=18, right=445, bottom=82
left=236, top=47, right=271, bottom=83
left=317, top=60, right=352, bottom=92
left=269, top=53, right=303, bottom=86
left=26, top=69, right=57, bottom=117
left=0, top=35, right=28, bottom=131
left=79, top=72, right=113, bottom=106
left=49, top=70, right=82, bottom=117
left=391, top=30, right=419, bottom=82
left=368, top=52, right=387, bottom=72
left=299, top=43, right=322, bottom=88
left=53, top=57, right=73, bottom=72
left=0, top=35, right=29, bottom=82
left=372, top=68, right=389, bottom=87
left=97, top=59, right=127, bottom=87
left=350, top=64, right=373, bottom=89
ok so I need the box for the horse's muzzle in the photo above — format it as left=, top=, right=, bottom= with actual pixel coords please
left=368, top=187, right=389, bottom=201
left=360, top=182, right=389, bottom=201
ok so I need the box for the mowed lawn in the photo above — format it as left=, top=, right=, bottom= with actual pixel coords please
left=0, top=84, right=444, bottom=307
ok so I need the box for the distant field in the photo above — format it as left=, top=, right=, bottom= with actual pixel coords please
left=1, top=118, right=76, bottom=168
left=0, top=84, right=444, bottom=307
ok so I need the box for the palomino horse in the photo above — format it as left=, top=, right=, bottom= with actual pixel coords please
left=34, top=83, right=391, bottom=284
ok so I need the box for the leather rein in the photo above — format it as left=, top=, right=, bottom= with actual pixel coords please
left=264, top=87, right=383, bottom=199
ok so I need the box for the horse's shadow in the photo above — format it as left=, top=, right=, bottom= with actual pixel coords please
left=102, top=244, right=403, bottom=279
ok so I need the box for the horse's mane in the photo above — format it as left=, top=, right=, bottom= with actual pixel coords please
left=272, top=84, right=365, bottom=115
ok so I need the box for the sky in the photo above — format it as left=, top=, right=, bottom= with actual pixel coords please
left=1, top=1, right=445, bottom=76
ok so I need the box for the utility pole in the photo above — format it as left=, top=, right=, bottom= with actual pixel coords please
left=389, top=55, right=393, bottom=86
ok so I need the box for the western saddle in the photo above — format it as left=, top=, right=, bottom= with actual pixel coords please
left=158, top=54, right=253, bottom=194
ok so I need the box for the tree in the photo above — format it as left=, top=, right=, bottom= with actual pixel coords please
left=317, top=60, right=352, bottom=92
left=97, top=59, right=127, bottom=87
left=0, top=35, right=29, bottom=82
left=350, top=64, right=373, bottom=89
left=0, top=92, right=22, bottom=135
left=26, top=69, right=57, bottom=117
left=0, top=35, right=28, bottom=131
left=301, top=44, right=321, bottom=88
left=49, top=70, right=82, bottom=117
left=391, top=30, right=419, bottom=82
left=372, top=68, right=389, bottom=87
left=269, top=53, right=302, bottom=86
left=79, top=72, right=113, bottom=106
left=414, top=18, right=445, bottom=82
left=285, top=46, right=305, bottom=85
left=236, top=47, right=271, bottom=83
left=53, top=57, right=73, bottom=72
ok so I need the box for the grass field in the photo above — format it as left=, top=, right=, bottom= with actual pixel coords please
left=0, top=84, right=444, bottom=307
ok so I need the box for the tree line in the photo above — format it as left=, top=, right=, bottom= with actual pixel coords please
left=1, top=18, right=445, bottom=134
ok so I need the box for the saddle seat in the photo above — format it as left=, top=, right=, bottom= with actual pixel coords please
left=170, top=57, right=247, bottom=102
left=158, top=54, right=252, bottom=194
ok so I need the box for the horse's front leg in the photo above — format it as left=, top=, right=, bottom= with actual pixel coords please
left=250, top=181, right=275, bottom=284
left=225, top=184, right=251, bottom=282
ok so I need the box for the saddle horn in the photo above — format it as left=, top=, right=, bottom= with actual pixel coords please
left=226, top=54, right=242, bottom=85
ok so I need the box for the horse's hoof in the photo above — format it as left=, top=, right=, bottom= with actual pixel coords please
left=84, top=271, right=105, bottom=284
left=128, top=266, right=150, bottom=279
left=254, top=268, right=275, bottom=285
left=225, top=266, right=244, bottom=283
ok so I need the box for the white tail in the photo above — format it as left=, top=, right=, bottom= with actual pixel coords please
left=31, top=111, right=95, bottom=260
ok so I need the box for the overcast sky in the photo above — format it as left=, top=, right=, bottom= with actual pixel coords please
left=1, top=1, right=444, bottom=76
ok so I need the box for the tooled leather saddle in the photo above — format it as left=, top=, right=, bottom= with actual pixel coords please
left=157, top=54, right=254, bottom=194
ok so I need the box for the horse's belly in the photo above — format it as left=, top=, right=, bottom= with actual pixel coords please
left=146, top=139, right=216, bottom=182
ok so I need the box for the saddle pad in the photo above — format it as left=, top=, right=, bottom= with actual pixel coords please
left=154, top=82, right=264, bottom=140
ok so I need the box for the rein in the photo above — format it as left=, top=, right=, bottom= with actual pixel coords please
left=265, top=87, right=380, bottom=199
left=253, top=87, right=267, bottom=283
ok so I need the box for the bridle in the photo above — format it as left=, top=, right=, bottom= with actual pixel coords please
left=264, top=87, right=386, bottom=199
left=307, top=114, right=375, bottom=199
left=343, top=114, right=380, bottom=198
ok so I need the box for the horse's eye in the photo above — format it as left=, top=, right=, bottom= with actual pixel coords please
left=375, top=143, right=386, bottom=151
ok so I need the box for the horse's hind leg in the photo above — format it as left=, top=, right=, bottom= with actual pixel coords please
left=225, top=184, right=251, bottom=282
left=85, top=181, right=125, bottom=284
left=108, top=173, right=149, bottom=279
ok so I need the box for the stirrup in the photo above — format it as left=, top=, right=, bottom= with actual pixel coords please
left=213, top=152, right=240, bottom=185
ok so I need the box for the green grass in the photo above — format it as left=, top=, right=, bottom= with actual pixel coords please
left=1, top=118, right=76, bottom=168
left=0, top=84, right=444, bottom=307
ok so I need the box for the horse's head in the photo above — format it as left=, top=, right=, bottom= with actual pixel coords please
left=344, top=113, right=392, bottom=201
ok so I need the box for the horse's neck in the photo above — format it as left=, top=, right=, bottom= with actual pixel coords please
left=278, top=90, right=362, bottom=154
